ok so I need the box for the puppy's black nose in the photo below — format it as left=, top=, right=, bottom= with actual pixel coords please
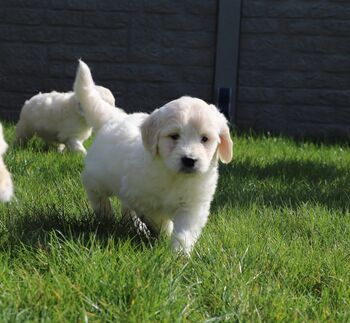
left=181, top=156, right=197, bottom=169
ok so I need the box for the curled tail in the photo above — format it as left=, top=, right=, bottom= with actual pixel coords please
left=74, top=60, right=126, bottom=132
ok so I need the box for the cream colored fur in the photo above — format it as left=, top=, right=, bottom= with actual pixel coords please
left=73, top=60, right=127, bottom=132
left=76, top=61, right=233, bottom=254
left=0, top=123, right=13, bottom=202
left=15, top=83, right=115, bottom=154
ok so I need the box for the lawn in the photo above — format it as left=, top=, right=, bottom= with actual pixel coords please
left=1, top=123, right=350, bottom=322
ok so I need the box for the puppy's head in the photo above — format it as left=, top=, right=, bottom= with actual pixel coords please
left=141, top=96, right=233, bottom=174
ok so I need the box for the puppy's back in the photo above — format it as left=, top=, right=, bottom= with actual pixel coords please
left=83, top=112, right=149, bottom=195
left=20, top=91, right=75, bottom=119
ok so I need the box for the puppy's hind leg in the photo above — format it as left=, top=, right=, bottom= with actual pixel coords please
left=65, top=138, right=87, bottom=155
left=57, top=143, right=66, bottom=153
left=86, top=188, right=114, bottom=222
left=143, top=214, right=173, bottom=238
left=14, top=122, right=33, bottom=147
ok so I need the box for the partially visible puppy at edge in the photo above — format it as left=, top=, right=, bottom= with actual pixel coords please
left=75, top=60, right=233, bottom=255
left=0, top=123, right=13, bottom=202
left=14, top=79, right=116, bottom=155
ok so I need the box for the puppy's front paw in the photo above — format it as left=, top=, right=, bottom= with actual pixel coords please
left=171, top=233, right=194, bottom=256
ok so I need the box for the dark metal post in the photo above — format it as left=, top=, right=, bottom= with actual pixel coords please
left=214, top=0, right=242, bottom=125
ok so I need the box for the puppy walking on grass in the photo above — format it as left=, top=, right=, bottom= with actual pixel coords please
left=15, top=82, right=115, bottom=154
left=75, top=60, right=233, bottom=254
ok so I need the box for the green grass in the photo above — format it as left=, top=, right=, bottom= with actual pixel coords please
left=1, top=123, right=350, bottom=322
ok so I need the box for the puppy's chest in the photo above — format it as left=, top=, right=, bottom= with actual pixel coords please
left=158, top=184, right=192, bottom=210
left=121, top=176, right=199, bottom=215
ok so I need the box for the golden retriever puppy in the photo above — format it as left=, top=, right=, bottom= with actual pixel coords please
left=75, top=60, right=233, bottom=254
left=0, top=123, right=13, bottom=202
left=15, top=84, right=115, bottom=154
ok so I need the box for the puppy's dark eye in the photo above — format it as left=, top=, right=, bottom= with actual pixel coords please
left=201, top=136, right=209, bottom=143
left=169, top=134, right=179, bottom=140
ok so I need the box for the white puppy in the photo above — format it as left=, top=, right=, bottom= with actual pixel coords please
left=0, top=123, right=13, bottom=202
left=75, top=61, right=233, bottom=254
left=73, top=61, right=126, bottom=132
left=15, top=83, right=116, bottom=154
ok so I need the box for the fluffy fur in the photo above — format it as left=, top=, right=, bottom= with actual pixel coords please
left=75, top=60, right=233, bottom=254
left=0, top=123, right=13, bottom=202
left=73, top=60, right=127, bottom=131
left=15, top=83, right=116, bottom=154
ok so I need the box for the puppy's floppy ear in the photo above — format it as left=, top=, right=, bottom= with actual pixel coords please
left=141, top=109, right=161, bottom=157
left=213, top=107, right=233, bottom=163
left=218, top=123, right=233, bottom=163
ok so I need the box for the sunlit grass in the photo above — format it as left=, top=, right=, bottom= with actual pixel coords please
left=1, top=123, right=350, bottom=322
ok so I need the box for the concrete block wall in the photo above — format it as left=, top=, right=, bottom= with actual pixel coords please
left=0, top=0, right=217, bottom=120
left=237, top=0, right=350, bottom=138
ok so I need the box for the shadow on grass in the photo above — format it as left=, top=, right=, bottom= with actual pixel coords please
left=213, top=158, right=350, bottom=212
left=5, top=156, right=350, bottom=251
left=3, top=207, right=157, bottom=251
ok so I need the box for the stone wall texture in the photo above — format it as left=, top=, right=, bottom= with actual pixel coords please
left=0, top=0, right=217, bottom=119
left=1, top=0, right=350, bottom=139
left=237, top=0, right=350, bottom=138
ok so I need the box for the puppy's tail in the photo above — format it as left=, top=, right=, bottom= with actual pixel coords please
left=74, top=60, right=126, bottom=132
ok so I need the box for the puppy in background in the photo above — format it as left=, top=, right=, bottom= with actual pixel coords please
left=0, top=123, right=13, bottom=202
left=75, top=60, right=233, bottom=254
left=15, top=82, right=115, bottom=154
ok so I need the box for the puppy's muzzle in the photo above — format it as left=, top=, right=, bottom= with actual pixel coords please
left=181, top=156, right=197, bottom=173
